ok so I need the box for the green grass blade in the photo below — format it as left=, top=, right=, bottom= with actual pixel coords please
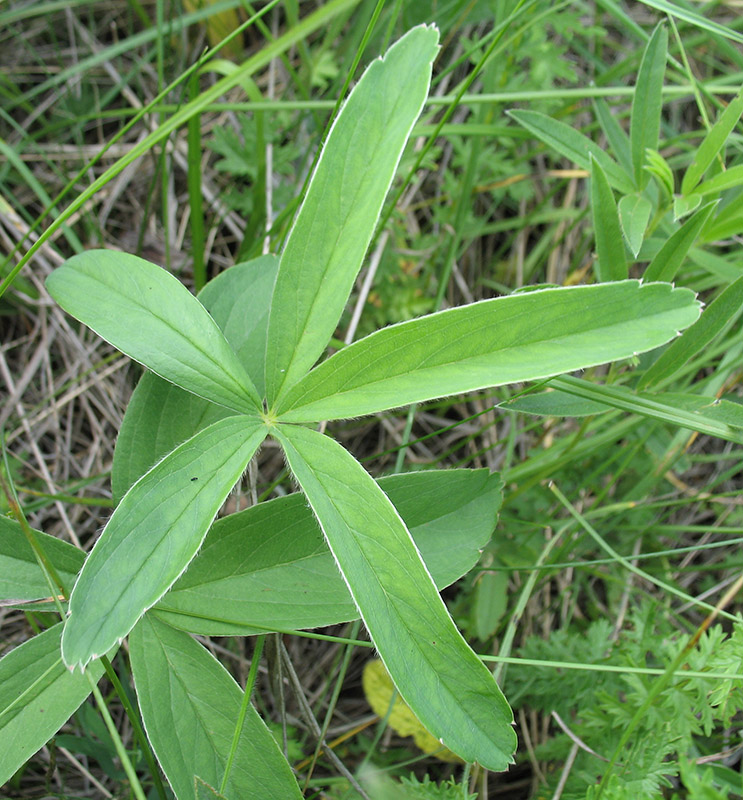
left=276, top=281, right=700, bottom=423
left=639, top=274, right=743, bottom=389
left=552, top=376, right=743, bottom=443
left=591, top=157, right=628, bottom=278
left=46, top=251, right=262, bottom=414
left=273, top=424, right=516, bottom=770
left=636, top=0, right=743, bottom=44
left=0, top=624, right=104, bottom=786
left=61, top=418, right=267, bottom=670
left=681, top=87, right=743, bottom=195
left=155, top=470, right=501, bottom=635
left=644, top=201, right=717, bottom=282
left=264, top=25, right=439, bottom=403
left=593, top=97, right=632, bottom=177
left=508, top=109, right=635, bottom=193
left=630, top=23, right=667, bottom=189
left=129, top=614, right=302, bottom=800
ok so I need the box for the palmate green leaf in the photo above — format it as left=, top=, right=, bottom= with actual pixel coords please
left=681, top=87, right=743, bottom=196
left=590, top=157, right=628, bottom=279
left=0, top=515, right=83, bottom=602
left=45, top=251, right=261, bottom=414
left=644, top=202, right=717, bottom=282
left=264, top=25, right=439, bottom=403
left=630, top=23, right=667, bottom=189
left=112, top=256, right=278, bottom=501
left=130, top=614, right=302, bottom=800
left=274, top=424, right=516, bottom=771
left=62, top=417, right=267, bottom=671
left=0, top=624, right=104, bottom=786
left=154, top=470, right=501, bottom=635
left=618, top=193, right=652, bottom=258
left=639, top=275, right=743, bottom=390
left=276, top=281, right=700, bottom=423
left=507, top=109, right=635, bottom=194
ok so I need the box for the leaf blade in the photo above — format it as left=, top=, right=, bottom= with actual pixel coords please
left=630, top=23, right=667, bottom=189
left=46, top=251, right=261, bottom=414
left=62, top=416, right=267, bottom=670
left=276, top=281, right=700, bottom=423
left=265, top=25, right=439, bottom=402
left=154, top=469, right=502, bottom=635
left=0, top=624, right=104, bottom=786
left=130, top=614, right=302, bottom=800
left=591, top=157, right=628, bottom=279
left=274, top=424, right=516, bottom=770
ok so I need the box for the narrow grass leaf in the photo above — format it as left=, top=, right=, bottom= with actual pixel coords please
left=701, top=199, right=743, bottom=242
left=274, top=424, right=516, bottom=771
left=46, top=251, right=261, bottom=414
left=62, top=417, right=267, bottom=671
left=0, top=624, right=104, bottom=786
left=276, top=281, right=700, bottom=423
left=264, top=25, right=439, bottom=403
left=591, top=157, right=628, bottom=278
left=551, top=376, right=743, bottom=443
left=636, top=0, right=743, bottom=43
left=0, top=515, right=83, bottom=602
left=644, top=202, right=717, bottom=282
left=681, top=87, right=743, bottom=195
left=695, top=164, right=743, bottom=197
left=130, top=614, right=302, bottom=800
left=508, top=109, right=635, bottom=193
left=112, top=256, right=279, bottom=500
left=155, top=470, right=501, bottom=635
left=593, top=97, right=632, bottom=177
left=618, top=193, right=652, bottom=258
left=630, top=23, right=667, bottom=189
left=639, top=275, right=743, bottom=389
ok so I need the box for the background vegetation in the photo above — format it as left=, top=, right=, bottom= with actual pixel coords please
left=2, top=0, right=743, bottom=798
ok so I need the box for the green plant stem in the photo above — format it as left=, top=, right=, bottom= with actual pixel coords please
left=87, top=675, right=147, bottom=800
left=220, top=635, right=266, bottom=793
left=187, top=71, right=206, bottom=292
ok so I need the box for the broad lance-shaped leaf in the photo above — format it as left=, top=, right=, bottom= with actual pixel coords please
left=154, top=469, right=502, bottom=635
left=681, top=86, right=743, bottom=196
left=590, top=156, right=627, bottom=280
left=275, top=280, right=700, bottom=423
left=130, top=615, right=302, bottom=800
left=630, top=22, right=667, bottom=189
left=62, top=417, right=267, bottom=670
left=274, top=424, right=516, bottom=771
left=46, top=250, right=261, bottom=414
left=0, top=624, right=105, bottom=786
left=264, top=25, right=439, bottom=403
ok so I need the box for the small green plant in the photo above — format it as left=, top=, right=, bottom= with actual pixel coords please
left=1, top=23, right=703, bottom=799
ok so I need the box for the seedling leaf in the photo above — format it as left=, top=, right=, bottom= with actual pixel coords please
left=591, top=156, right=628, bottom=278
